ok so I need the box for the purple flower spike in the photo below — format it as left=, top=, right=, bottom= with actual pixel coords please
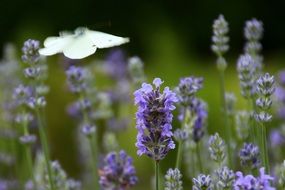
left=134, top=78, right=178, bottom=161
left=99, top=150, right=138, bottom=190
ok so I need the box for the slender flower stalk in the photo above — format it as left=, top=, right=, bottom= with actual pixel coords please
left=13, top=85, right=37, bottom=188
left=21, top=39, right=55, bottom=190
left=174, top=129, right=189, bottom=169
left=211, top=15, right=232, bottom=168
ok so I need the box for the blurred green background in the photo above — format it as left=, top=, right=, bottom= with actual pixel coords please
left=1, top=0, right=285, bottom=189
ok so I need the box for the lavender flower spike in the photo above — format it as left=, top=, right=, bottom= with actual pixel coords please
left=134, top=78, right=178, bottom=161
left=99, top=150, right=138, bottom=190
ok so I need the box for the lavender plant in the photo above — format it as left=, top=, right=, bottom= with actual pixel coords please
left=255, top=73, right=275, bottom=172
left=65, top=65, right=99, bottom=190
left=2, top=14, right=285, bottom=190
left=211, top=14, right=233, bottom=169
left=134, top=78, right=177, bottom=190
left=20, top=39, right=55, bottom=190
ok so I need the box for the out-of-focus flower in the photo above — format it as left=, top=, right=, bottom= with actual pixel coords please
left=66, top=66, right=88, bottom=93
left=234, top=167, right=275, bottom=190
left=211, top=15, right=229, bottom=57
left=255, top=73, right=275, bottom=123
left=164, top=168, right=183, bottom=190
left=99, top=150, right=138, bottom=190
left=208, top=133, right=226, bottom=164
left=21, top=39, right=40, bottom=64
left=192, top=174, right=213, bottom=190
left=215, top=166, right=235, bottom=189
left=237, top=54, right=256, bottom=98
left=235, top=111, right=250, bottom=141
left=239, top=143, right=260, bottom=169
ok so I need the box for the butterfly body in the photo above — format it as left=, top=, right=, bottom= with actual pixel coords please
left=39, top=27, right=129, bottom=59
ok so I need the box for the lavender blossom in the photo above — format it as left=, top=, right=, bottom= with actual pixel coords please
left=176, top=76, right=203, bottom=106
left=104, top=49, right=128, bottom=80
left=134, top=78, right=177, bottom=161
left=164, top=168, right=183, bottom=190
left=81, top=124, right=96, bottom=137
left=244, top=19, right=264, bottom=73
left=13, top=84, right=32, bottom=106
left=237, top=54, right=256, bottom=98
left=128, top=56, right=145, bottom=87
left=234, top=167, right=275, bottom=190
left=193, top=174, right=213, bottom=190
left=255, top=73, right=275, bottom=122
left=21, top=39, right=40, bottom=64
left=66, top=66, right=87, bottom=93
left=99, top=150, right=138, bottom=190
left=208, top=133, right=226, bottom=164
left=239, top=143, right=260, bottom=169
left=174, top=129, right=189, bottom=142
left=215, top=166, right=235, bottom=190
left=211, top=15, right=229, bottom=57
left=19, top=135, right=37, bottom=145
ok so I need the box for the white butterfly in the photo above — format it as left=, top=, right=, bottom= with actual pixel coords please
left=39, top=27, right=129, bottom=59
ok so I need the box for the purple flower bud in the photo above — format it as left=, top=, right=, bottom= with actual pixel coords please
left=19, top=135, right=37, bottom=145
left=239, top=143, right=260, bottom=169
left=21, top=39, right=40, bottom=64
left=13, top=85, right=32, bottom=106
left=66, top=66, right=87, bottom=93
left=176, top=76, right=203, bottom=106
left=27, top=96, right=46, bottom=109
left=24, top=67, right=41, bottom=79
left=81, top=124, right=96, bottom=137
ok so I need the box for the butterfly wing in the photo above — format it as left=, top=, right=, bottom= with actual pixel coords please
left=63, top=34, right=97, bottom=59
left=39, top=36, right=72, bottom=56
left=87, top=30, right=129, bottom=49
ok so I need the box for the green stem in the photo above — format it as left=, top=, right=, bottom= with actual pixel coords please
left=35, top=108, right=56, bottom=190
left=24, top=145, right=37, bottom=189
left=196, top=142, right=203, bottom=173
left=218, top=66, right=232, bottom=169
left=155, top=161, right=159, bottom=190
left=21, top=113, right=37, bottom=189
left=175, top=141, right=183, bottom=169
left=261, top=123, right=270, bottom=173
left=88, top=134, right=99, bottom=190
